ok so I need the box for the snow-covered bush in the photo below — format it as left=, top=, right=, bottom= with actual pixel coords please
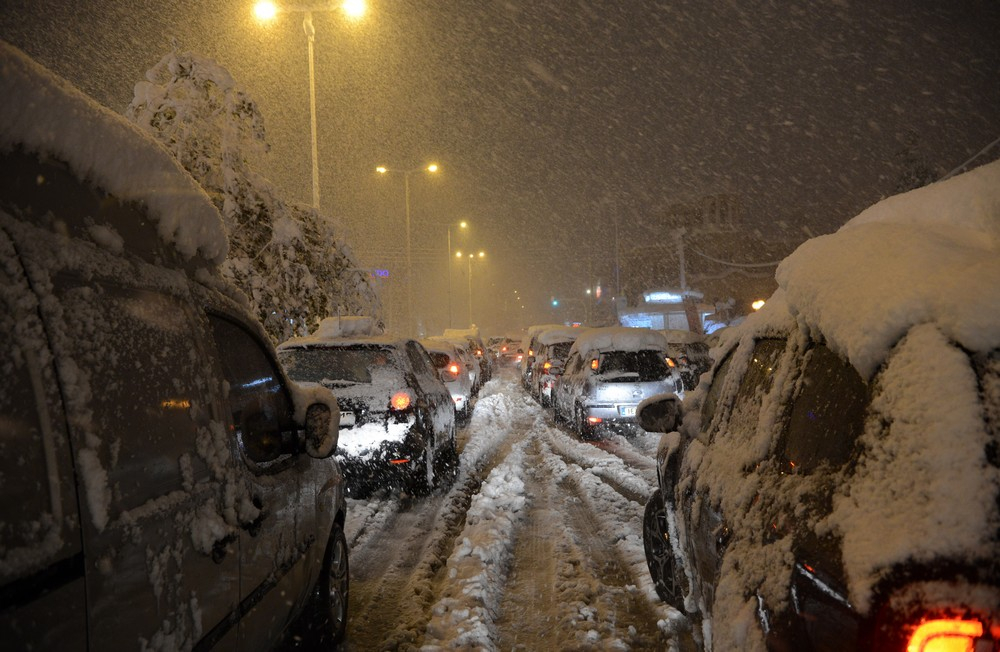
left=125, top=46, right=380, bottom=342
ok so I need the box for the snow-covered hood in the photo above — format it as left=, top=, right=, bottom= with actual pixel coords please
left=0, top=41, right=227, bottom=264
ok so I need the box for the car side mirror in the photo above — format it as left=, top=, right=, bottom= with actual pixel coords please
left=636, top=394, right=682, bottom=433
left=304, top=402, right=338, bottom=458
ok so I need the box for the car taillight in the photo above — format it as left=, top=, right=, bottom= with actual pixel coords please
left=448, top=363, right=460, bottom=375
left=543, top=361, right=552, bottom=372
left=905, top=618, right=986, bottom=652
left=666, top=357, right=677, bottom=368
left=475, top=348, right=483, bottom=357
left=590, top=359, right=599, bottom=371
left=390, top=391, right=412, bottom=411
left=587, top=416, right=603, bottom=425
left=516, top=354, right=523, bottom=362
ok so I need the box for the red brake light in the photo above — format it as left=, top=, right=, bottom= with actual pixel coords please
left=666, top=357, right=677, bottom=368
left=590, top=358, right=599, bottom=371
left=448, top=363, right=460, bottom=375
left=390, top=391, right=412, bottom=411
left=906, top=618, right=984, bottom=652
left=501, top=346, right=508, bottom=353
left=587, top=416, right=603, bottom=424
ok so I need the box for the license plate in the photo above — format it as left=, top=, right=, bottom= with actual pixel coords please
left=339, top=411, right=356, bottom=428
left=618, top=405, right=636, bottom=417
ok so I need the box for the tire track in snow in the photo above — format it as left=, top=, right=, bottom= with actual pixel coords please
left=545, top=439, right=699, bottom=652
left=344, top=380, right=538, bottom=650
left=543, top=425, right=655, bottom=506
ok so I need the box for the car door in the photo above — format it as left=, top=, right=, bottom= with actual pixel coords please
left=0, top=228, right=87, bottom=650
left=768, top=344, right=868, bottom=650
left=687, top=338, right=787, bottom=610
left=207, top=314, right=318, bottom=651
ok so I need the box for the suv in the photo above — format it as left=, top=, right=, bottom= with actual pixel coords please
left=0, top=44, right=348, bottom=650
left=278, top=324, right=459, bottom=497
left=421, top=337, right=476, bottom=422
left=530, top=327, right=584, bottom=406
left=638, top=161, right=1000, bottom=651
left=552, top=327, right=682, bottom=438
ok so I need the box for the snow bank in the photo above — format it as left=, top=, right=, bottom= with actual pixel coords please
left=571, top=327, right=669, bottom=358
left=0, top=41, right=228, bottom=264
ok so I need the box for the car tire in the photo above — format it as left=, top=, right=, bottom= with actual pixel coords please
left=297, top=522, right=350, bottom=645
left=643, top=489, right=687, bottom=610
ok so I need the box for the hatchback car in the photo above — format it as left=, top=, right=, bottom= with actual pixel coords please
left=278, top=324, right=459, bottom=497
left=530, top=326, right=584, bottom=406
left=639, top=160, right=1000, bottom=651
left=421, top=337, right=476, bottom=422
left=552, top=327, right=683, bottom=438
left=0, top=43, right=348, bottom=650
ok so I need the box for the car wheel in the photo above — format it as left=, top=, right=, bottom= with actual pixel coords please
left=643, top=489, right=687, bottom=610
left=298, top=522, right=350, bottom=645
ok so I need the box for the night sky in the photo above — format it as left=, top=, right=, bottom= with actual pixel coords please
left=4, top=0, right=998, bottom=334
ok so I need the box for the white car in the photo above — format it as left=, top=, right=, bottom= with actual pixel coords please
left=421, top=338, right=476, bottom=421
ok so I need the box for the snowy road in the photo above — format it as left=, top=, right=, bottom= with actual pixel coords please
left=339, top=369, right=698, bottom=651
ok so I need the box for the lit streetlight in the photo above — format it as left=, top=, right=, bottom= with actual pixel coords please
left=455, top=250, right=485, bottom=327
left=253, top=0, right=366, bottom=211
left=376, top=163, right=440, bottom=334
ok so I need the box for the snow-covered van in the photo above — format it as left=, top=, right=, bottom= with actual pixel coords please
left=638, top=160, right=1000, bottom=651
left=0, top=42, right=348, bottom=649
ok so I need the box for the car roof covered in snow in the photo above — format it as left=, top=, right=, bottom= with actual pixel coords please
left=0, top=41, right=228, bottom=264
left=569, top=326, right=668, bottom=358
left=754, top=158, right=1000, bottom=378
left=537, top=326, right=585, bottom=346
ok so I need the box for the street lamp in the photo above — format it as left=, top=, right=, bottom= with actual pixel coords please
left=376, top=163, right=440, bottom=334
left=253, top=0, right=366, bottom=211
left=455, top=250, right=485, bottom=327
left=444, top=220, right=468, bottom=328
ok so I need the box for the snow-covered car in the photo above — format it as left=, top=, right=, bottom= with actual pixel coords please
left=421, top=337, right=476, bottom=422
left=278, top=322, right=459, bottom=497
left=530, top=326, right=585, bottom=406
left=661, top=329, right=713, bottom=391
left=638, top=161, right=1000, bottom=651
left=552, top=327, right=683, bottom=438
left=444, top=327, right=493, bottom=385
left=520, top=323, right=568, bottom=388
left=0, top=43, right=349, bottom=650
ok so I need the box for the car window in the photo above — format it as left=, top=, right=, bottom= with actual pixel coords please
left=54, top=279, right=208, bottom=516
left=551, top=342, right=573, bottom=359
left=210, top=315, right=295, bottom=465
left=736, top=339, right=785, bottom=402
left=279, top=345, right=396, bottom=384
left=701, top=349, right=735, bottom=427
left=406, top=341, right=436, bottom=378
left=780, top=345, right=868, bottom=474
left=598, top=350, right=669, bottom=381
left=427, top=351, right=450, bottom=368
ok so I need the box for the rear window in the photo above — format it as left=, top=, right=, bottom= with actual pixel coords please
left=279, top=345, right=398, bottom=384
left=550, top=342, right=573, bottom=360
left=598, top=350, right=669, bottom=381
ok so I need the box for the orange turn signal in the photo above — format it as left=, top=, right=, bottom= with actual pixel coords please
left=906, top=618, right=984, bottom=652
left=390, top=391, right=412, bottom=411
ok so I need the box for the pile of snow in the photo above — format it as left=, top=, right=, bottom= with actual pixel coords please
left=774, top=159, right=1000, bottom=378
left=0, top=41, right=227, bottom=264
left=571, top=326, right=669, bottom=359
left=313, top=316, right=382, bottom=339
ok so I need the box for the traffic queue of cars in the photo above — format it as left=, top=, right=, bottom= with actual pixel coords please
left=637, top=161, right=1000, bottom=650
left=1, top=44, right=348, bottom=649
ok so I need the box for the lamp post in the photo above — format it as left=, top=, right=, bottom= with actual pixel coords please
left=445, top=221, right=467, bottom=328
left=253, top=0, right=365, bottom=211
left=456, top=250, right=485, bottom=327
left=376, top=163, right=439, bottom=335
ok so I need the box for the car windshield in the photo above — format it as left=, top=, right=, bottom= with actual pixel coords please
left=598, top=350, right=669, bottom=381
left=279, top=345, right=398, bottom=384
